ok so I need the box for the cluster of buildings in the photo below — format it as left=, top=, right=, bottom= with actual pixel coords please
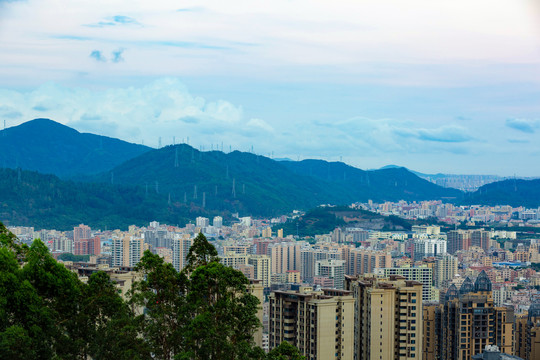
left=7, top=210, right=540, bottom=359
left=356, top=200, right=540, bottom=225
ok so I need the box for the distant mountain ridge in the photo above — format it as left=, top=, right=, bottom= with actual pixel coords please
left=463, top=178, right=540, bottom=208
left=0, top=119, right=477, bottom=228
left=0, top=118, right=150, bottom=177
left=0, top=168, right=200, bottom=230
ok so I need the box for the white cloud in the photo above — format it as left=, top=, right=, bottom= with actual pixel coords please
left=0, top=0, right=539, bottom=87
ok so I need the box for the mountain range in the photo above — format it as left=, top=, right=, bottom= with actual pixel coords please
left=0, top=119, right=537, bottom=229
left=0, top=118, right=150, bottom=177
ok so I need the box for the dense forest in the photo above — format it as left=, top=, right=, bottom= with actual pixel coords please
left=275, top=206, right=414, bottom=237
left=0, top=223, right=303, bottom=359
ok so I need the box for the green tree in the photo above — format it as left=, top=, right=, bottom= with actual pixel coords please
left=266, top=342, right=305, bottom=360
left=131, top=251, right=189, bottom=360
left=184, top=232, right=219, bottom=273
left=0, top=222, right=148, bottom=360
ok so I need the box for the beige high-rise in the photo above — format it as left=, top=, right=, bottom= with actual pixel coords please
left=267, top=241, right=303, bottom=274
left=345, top=274, right=423, bottom=360
left=515, top=303, right=540, bottom=360
left=269, top=287, right=354, bottom=360
left=423, top=271, right=514, bottom=360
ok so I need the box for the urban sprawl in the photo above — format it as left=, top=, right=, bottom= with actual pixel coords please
left=9, top=200, right=540, bottom=360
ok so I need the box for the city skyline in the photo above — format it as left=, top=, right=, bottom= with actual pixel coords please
left=1, top=1, right=540, bottom=176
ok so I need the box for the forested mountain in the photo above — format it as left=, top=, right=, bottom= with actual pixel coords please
left=0, top=118, right=150, bottom=177
left=0, top=168, right=208, bottom=230
left=463, top=178, right=540, bottom=207
left=276, top=205, right=413, bottom=237
left=280, top=160, right=463, bottom=201
left=91, top=145, right=348, bottom=216
left=0, top=119, right=468, bottom=228
left=93, top=145, right=463, bottom=217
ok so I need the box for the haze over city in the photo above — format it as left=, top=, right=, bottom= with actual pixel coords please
left=1, top=0, right=540, bottom=175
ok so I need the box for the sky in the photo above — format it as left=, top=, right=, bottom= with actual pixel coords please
left=1, top=0, right=540, bottom=176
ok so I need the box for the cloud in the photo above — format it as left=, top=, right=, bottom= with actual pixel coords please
left=507, top=139, right=529, bottom=144
left=246, top=118, right=274, bottom=132
left=176, top=7, right=205, bottom=12
left=111, top=48, right=125, bottom=63
left=505, top=118, right=540, bottom=133
left=416, top=126, right=472, bottom=143
left=0, top=78, right=247, bottom=148
left=89, top=50, right=106, bottom=62
left=32, top=105, right=48, bottom=111
left=86, top=15, right=141, bottom=28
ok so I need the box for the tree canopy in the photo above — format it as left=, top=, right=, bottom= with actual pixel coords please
left=0, top=223, right=303, bottom=360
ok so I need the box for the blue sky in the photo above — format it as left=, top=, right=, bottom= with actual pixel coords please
left=1, top=0, right=540, bottom=176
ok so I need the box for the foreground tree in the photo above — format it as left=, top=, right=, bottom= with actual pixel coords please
left=0, top=222, right=144, bottom=360
left=0, top=224, right=304, bottom=359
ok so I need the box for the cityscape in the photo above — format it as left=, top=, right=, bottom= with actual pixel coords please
left=2, top=0, right=540, bottom=360
left=7, top=197, right=540, bottom=359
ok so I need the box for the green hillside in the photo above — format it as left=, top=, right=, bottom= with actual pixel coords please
left=92, top=145, right=349, bottom=216
left=281, top=160, right=463, bottom=202
left=0, top=168, right=212, bottom=230
left=0, top=118, right=150, bottom=177
left=277, top=205, right=413, bottom=237
left=463, top=178, right=540, bottom=207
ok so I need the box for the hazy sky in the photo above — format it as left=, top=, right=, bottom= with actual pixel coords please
left=1, top=0, right=540, bottom=176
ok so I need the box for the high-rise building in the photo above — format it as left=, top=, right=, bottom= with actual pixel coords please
left=433, top=254, right=458, bottom=288
left=380, top=265, right=435, bottom=302
left=111, top=237, right=144, bottom=267
left=346, top=274, right=423, bottom=360
left=347, top=248, right=392, bottom=276
left=261, top=226, right=272, bottom=238
left=74, top=236, right=101, bottom=256
left=269, top=287, right=354, bottom=360
left=267, top=241, right=303, bottom=274
left=423, top=271, right=514, bottom=360
left=413, top=238, right=447, bottom=261
left=301, top=248, right=341, bottom=283
left=471, top=229, right=491, bottom=253
left=213, top=216, right=223, bottom=228
left=315, top=259, right=346, bottom=290
left=172, top=237, right=192, bottom=272
left=73, top=224, right=91, bottom=242
left=195, top=216, right=210, bottom=228
left=515, top=303, right=540, bottom=360
left=247, top=255, right=271, bottom=288
left=447, top=230, right=471, bottom=254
